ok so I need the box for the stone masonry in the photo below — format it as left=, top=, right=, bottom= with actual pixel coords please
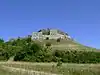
left=31, top=29, right=71, bottom=40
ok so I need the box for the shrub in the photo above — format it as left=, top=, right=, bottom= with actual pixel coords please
left=57, top=38, right=61, bottom=42
left=57, top=61, right=62, bottom=67
left=53, top=50, right=100, bottom=64
left=45, top=42, right=51, bottom=47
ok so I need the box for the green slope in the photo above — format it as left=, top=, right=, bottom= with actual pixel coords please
left=33, top=39, right=97, bottom=51
left=31, top=28, right=98, bottom=51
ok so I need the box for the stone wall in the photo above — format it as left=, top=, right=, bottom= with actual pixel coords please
left=31, top=29, right=71, bottom=40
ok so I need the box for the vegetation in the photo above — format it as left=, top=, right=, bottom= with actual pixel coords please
left=0, top=35, right=100, bottom=75
left=1, top=62, right=100, bottom=75
left=45, top=42, right=51, bottom=47
left=53, top=50, right=100, bottom=63
left=57, top=38, right=61, bottom=42
left=0, top=36, right=100, bottom=64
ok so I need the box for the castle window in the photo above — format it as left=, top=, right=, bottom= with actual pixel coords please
left=45, top=37, right=49, bottom=40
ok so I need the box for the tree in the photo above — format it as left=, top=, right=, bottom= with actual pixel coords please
left=0, top=38, right=4, bottom=43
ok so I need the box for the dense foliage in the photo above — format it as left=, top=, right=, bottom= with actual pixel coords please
left=53, top=50, right=100, bottom=63
left=0, top=37, right=100, bottom=63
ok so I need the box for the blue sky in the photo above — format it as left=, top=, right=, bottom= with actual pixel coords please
left=0, top=0, right=100, bottom=48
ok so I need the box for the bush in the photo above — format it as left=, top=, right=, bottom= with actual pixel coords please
left=0, top=49, right=9, bottom=61
left=45, top=42, right=51, bottom=47
left=57, top=38, right=61, bottom=42
left=57, top=61, right=62, bottom=67
left=53, top=50, right=100, bottom=63
left=13, top=44, right=100, bottom=63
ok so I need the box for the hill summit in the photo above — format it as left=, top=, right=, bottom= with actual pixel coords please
left=30, top=28, right=97, bottom=51
left=32, top=28, right=71, bottom=40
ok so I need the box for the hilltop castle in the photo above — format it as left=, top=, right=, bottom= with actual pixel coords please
left=31, top=28, right=71, bottom=40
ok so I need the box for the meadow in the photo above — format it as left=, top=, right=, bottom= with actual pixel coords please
left=0, top=62, right=100, bottom=75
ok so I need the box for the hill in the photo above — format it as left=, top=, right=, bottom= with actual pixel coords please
left=0, top=28, right=100, bottom=64
left=31, top=28, right=97, bottom=51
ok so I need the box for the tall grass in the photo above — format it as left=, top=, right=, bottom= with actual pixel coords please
left=1, top=62, right=100, bottom=75
left=0, top=62, right=60, bottom=75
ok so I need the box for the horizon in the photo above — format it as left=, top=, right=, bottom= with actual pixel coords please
left=0, top=0, right=100, bottom=49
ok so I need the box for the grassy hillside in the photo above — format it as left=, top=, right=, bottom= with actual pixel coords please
left=33, top=39, right=97, bottom=51
left=32, top=28, right=98, bottom=51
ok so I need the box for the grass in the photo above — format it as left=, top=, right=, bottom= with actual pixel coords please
left=1, top=62, right=100, bottom=75
left=0, top=62, right=59, bottom=75
left=0, top=68, right=11, bottom=75
left=34, top=39, right=97, bottom=51
left=0, top=65, right=19, bottom=75
left=0, top=68, right=25, bottom=75
left=0, top=39, right=98, bottom=75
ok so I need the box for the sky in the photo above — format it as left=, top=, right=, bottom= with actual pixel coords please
left=0, top=0, right=100, bottom=48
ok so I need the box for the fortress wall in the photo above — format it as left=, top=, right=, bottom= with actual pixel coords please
left=32, top=33, right=68, bottom=40
left=32, top=29, right=70, bottom=40
left=32, top=32, right=38, bottom=39
left=42, top=34, right=67, bottom=39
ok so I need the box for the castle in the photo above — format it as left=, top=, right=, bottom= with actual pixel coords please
left=31, top=29, right=71, bottom=40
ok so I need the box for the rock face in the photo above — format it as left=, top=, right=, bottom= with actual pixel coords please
left=31, top=28, right=71, bottom=40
